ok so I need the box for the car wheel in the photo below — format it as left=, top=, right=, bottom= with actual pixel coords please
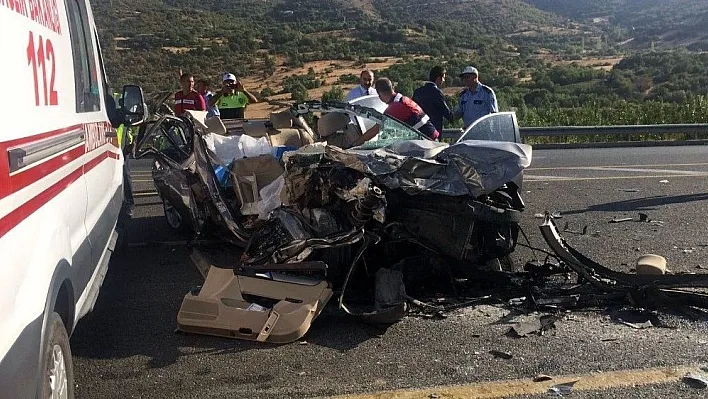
left=40, top=312, right=74, bottom=399
left=162, top=197, right=187, bottom=231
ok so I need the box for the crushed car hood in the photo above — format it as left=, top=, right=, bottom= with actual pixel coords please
left=286, top=139, right=532, bottom=197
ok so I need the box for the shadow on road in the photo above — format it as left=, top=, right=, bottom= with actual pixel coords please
left=562, top=193, right=708, bottom=215
left=71, top=216, right=382, bottom=368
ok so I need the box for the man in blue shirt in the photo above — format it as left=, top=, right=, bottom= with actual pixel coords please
left=196, top=79, right=220, bottom=118
left=413, top=66, right=453, bottom=132
left=345, top=70, right=376, bottom=102
left=454, top=66, right=498, bottom=128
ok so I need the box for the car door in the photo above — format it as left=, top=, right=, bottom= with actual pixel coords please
left=456, top=112, right=521, bottom=143
left=65, top=0, right=122, bottom=305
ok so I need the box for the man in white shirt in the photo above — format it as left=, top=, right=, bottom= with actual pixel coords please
left=345, top=70, right=376, bottom=102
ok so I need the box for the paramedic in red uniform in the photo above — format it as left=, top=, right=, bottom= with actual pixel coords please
left=353, top=78, right=440, bottom=147
left=174, top=73, right=206, bottom=115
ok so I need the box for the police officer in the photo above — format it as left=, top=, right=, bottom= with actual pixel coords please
left=209, top=73, right=258, bottom=119
left=454, top=66, right=498, bottom=129
left=115, top=112, right=135, bottom=217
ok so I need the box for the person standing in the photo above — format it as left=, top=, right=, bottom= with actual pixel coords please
left=412, top=66, right=453, bottom=132
left=210, top=73, right=258, bottom=120
left=352, top=78, right=439, bottom=146
left=345, top=70, right=376, bottom=102
left=454, top=66, right=498, bottom=128
left=174, top=73, right=206, bottom=115
left=196, top=79, right=220, bottom=118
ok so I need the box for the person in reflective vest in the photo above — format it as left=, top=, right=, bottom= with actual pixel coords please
left=353, top=78, right=440, bottom=146
left=209, top=73, right=258, bottom=119
left=116, top=123, right=135, bottom=216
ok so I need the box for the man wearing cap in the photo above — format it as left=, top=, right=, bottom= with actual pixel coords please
left=345, top=70, right=377, bottom=102
left=209, top=73, right=258, bottom=119
left=351, top=77, right=440, bottom=147
left=454, top=66, right=498, bottom=128
left=413, top=65, right=454, bottom=132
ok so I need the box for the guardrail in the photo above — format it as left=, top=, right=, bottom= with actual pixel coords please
left=441, top=123, right=708, bottom=142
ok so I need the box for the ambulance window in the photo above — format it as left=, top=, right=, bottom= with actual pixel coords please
left=65, top=0, right=101, bottom=112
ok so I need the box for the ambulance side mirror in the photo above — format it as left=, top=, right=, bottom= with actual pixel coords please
left=122, top=85, right=149, bottom=126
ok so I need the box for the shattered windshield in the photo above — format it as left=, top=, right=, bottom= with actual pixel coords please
left=354, top=115, right=427, bottom=150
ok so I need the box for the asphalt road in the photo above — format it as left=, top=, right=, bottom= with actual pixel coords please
left=71, top=146, right=708, bottom=398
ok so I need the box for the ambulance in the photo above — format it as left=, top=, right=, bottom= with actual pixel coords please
left=0, top=0, right=147, bottom=396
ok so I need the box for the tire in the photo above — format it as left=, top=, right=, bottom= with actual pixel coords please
left=162, top=197, right=191, bottom=233
left=40, top=312, right=74, bottom=399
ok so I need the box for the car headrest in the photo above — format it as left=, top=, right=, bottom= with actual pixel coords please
left=184, top=110, right=209, bottom=130
left=317, top=112, right=350, bottom=137
left=204, top=116, right=227, bottom=135
left=270, top=110, right=293, bottom=129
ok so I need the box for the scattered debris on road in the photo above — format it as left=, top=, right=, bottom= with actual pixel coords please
left=682, top=372, right=708, bottom=389
left=548, top=380, right=578, bottom=396
left=533, top=374, right=554, bottom=382
left=617, top=319, right=653, bottom=329
left=489, top=350, right=513, bottom=360
left=610, top=217, right=633, bottom=223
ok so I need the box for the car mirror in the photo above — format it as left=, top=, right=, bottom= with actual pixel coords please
left=122, top=85, right=149, bottom=126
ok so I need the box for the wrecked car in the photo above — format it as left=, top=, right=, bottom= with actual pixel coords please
left=131, top=94, right=532, bottom=343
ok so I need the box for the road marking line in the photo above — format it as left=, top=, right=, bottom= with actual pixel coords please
left=584, top=166, right=708, bottom=175
left=133, top=191, right=158, bottom=197
left=331, top=365, right=697, bottom=399
left=525, top=173, right=708, bottom=182
left=528, top=162, right=708, bottom=171
left=127, top=239, right=224, bottom=248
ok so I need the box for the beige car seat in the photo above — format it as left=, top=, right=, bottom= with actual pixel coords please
left=241, top=109, right=314, bottom=149
left=230, top=154, right=284, bottom=215
left=317, top=112, right=349, bottom=137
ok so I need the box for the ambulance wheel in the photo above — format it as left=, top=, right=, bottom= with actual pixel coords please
left=40, top=312, right=74, bottom=399
left=162, top=198, right=191, bottom=233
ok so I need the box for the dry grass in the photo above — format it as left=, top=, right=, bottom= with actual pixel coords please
left=240, top=57, right=413, bottom=118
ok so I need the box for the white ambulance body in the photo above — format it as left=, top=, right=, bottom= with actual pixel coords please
left=0, top=0, right=133, bottom=396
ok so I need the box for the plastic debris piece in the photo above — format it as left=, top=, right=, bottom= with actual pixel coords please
left=509, top=320, right=542, bottom=338
left=534, top=213, right=545, bottom=219
left=534, top=374, right=554, bottom=382
left=489, top=350, right=513, bottom=360
left=683, top=249, right=695, bottom=254
left=618, top=319, right=653, bottom=329
left=659, top=180, right=669, bottom=184
left=508, top=297, right=527, bottom=306
left=617, top=188, right=640, bottom=192
left=683, top=372, right=708, bottom=389
left=610, top=217, right=633, bottom=223
left=548, top=381, right=578, bottom=396
left=562, top=222, right=588, bottom=235
left=429, top=394, right=440, bottom=399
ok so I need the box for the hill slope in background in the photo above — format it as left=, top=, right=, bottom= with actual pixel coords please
left=93, top=0, right=581, bottom=91
left=525, top=0, right=708, bottom=49
left=93, top=0, right=708, bottom=123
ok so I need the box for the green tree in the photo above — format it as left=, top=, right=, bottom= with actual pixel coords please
left=322, top=86, right=344, bottom=102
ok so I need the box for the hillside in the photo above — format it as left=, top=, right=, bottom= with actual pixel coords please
left=93, top=0, right=708, bottom=125
left=525, top=0, right=708, bottom=50
left=93, top=0, right=586, bottom=92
